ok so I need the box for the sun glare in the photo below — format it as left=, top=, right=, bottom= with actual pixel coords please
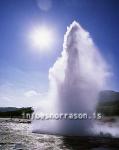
left=29, top=27, right=54, bottom=52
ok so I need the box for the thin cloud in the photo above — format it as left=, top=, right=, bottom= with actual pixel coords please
left=24, top=90, right=39, bottom=97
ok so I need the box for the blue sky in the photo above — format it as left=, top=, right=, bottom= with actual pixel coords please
left=0, top=0, right=119, bottom=107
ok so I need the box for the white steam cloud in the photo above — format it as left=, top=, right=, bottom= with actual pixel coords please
left=32, top=21, right=110, bottom=136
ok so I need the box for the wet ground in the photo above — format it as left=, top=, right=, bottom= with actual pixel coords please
left=0, top=119, right=119, bottom=150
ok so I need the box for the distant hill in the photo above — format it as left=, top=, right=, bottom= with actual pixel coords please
left=99, top=90, right=119, bottom=102
left=0, top=107, right=34, bottom=118
left=0, top=107, right=18, bottom=112
left=97, top=90, right=119, bottom=116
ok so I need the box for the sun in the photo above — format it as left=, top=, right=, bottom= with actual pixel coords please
left=29, top=26, right=54, bottom=52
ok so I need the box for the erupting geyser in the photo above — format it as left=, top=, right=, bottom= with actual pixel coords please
left=32, top=21, right=109, bottom=136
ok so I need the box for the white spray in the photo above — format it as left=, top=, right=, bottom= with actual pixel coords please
left=32, top=21, right=109, bottom=135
